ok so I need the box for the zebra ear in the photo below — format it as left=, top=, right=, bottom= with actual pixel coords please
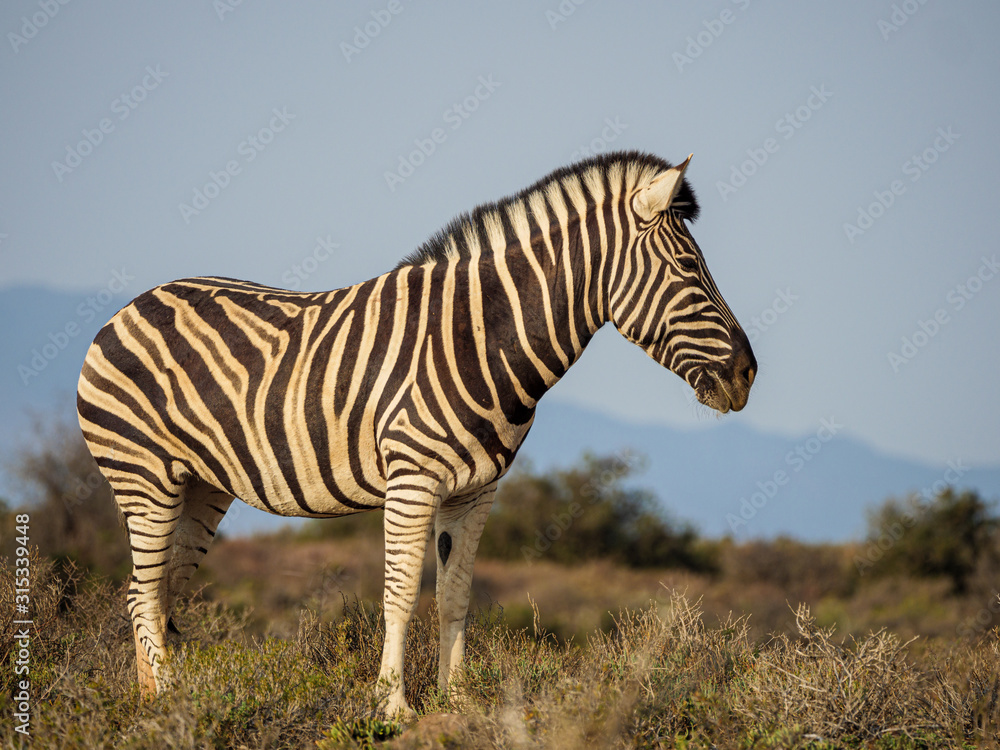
left=634, top=154, right=693, bottom=221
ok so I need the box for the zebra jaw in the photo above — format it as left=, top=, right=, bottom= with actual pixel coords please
left=695, top=382, right=731, bottom=414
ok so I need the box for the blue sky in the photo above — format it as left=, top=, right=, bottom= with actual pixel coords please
left=2, top=0, right=998, bottom=475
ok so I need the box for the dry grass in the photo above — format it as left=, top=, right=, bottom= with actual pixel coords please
left=4, top=549, right=1000, bottom=749
left=194, top=532, right=994, bottom=647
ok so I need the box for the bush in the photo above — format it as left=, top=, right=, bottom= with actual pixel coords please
left=478, top=453, right=718, bottom=572
left=299, top=507, right=384, bottom=542
left=861, top=488, right=998, bottom=594
left=723, top=537, right=856, bottom=600
left=2, top=419, right=129, bottom=579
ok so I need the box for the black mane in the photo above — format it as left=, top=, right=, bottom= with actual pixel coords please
left=397, top=150, right=700, bottom=269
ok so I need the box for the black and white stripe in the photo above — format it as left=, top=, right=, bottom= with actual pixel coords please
left=77, top=150, right=755, bottom=716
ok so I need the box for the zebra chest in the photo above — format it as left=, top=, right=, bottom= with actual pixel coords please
left=375, top=384, right=534, bottom=501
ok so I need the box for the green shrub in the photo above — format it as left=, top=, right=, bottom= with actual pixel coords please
left=477, top=453, right=718, bottom=572
left=861, top=488, right=998, bottom=593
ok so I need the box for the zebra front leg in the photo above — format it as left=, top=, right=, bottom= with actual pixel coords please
left=434, top=486, right=495, bottom=695
left=378, top=476, right=441, bottom=720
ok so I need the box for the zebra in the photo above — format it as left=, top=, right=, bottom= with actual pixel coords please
left=77, top=150, right=755, bottom=718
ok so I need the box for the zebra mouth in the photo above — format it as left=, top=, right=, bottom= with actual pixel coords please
left=693, top=370, right=735, bottom=414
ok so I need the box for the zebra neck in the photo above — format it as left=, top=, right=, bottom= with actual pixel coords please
left=468, top=221, right=608, bottom=411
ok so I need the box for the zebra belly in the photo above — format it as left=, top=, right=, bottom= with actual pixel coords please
left=232, top=478, right=385, bottom=518
left=193, top=413, right=389, bottom=518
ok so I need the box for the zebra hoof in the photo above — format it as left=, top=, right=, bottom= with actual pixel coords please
left=380, top=696, right=417, bottom=723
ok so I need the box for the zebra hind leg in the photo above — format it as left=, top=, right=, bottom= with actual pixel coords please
left=117, top=475, right=233, bottom=697
left=163, top=479, right=234, bottom=635
left=434, top=486, right=496, bottom=695
left=117, top=479, right=184, bottom=697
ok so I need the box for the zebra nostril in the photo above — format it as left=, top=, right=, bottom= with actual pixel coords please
left=741, top=365, right=755, bottom=387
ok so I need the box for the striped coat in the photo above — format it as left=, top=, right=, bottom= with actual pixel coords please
left=77, top=151, right=755, bottom=716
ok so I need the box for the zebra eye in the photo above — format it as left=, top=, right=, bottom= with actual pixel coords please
left=678, top=255, right=699, bottom=271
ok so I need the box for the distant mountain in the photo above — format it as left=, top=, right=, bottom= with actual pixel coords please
left=518, top=401, right=1000, bottom=542
left=3, top=285, right=997, bottom=542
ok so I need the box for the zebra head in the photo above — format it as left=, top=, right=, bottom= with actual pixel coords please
left=611, top=155, right=756, bottom=413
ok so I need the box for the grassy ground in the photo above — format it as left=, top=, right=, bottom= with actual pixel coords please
left=3, top=547, right=1000, bottom=749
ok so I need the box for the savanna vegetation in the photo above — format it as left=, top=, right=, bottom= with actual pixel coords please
left=2, top=423, right=1000, bottom=748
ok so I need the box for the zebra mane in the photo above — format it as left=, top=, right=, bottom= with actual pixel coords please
left=396, top=150, right=700, bottom=269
